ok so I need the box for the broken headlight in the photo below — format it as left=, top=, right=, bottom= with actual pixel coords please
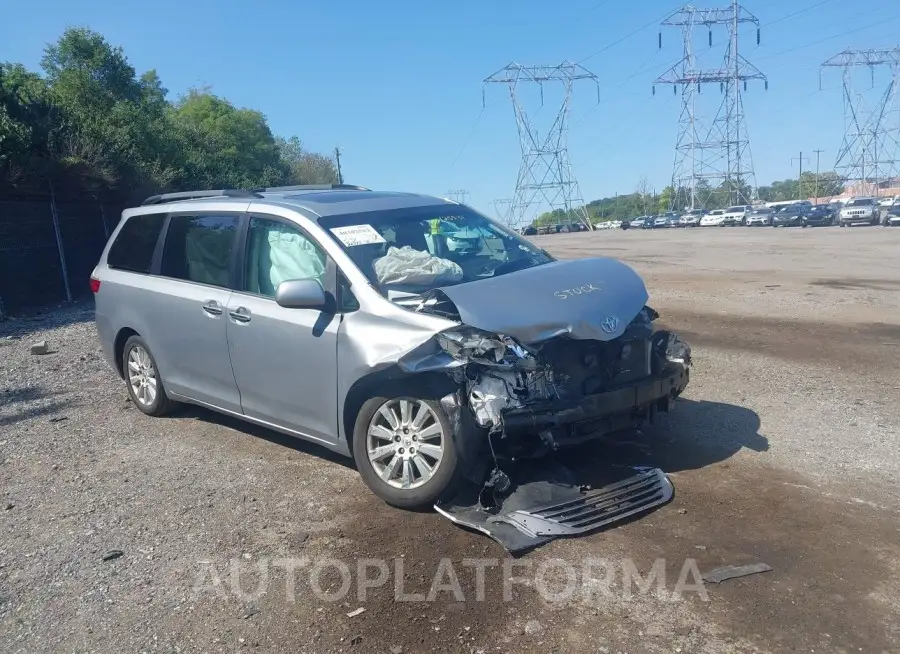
left=436, top=327, right=534, bottom=367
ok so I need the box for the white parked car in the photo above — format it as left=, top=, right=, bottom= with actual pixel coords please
left=839, top=197, right=880, bottom=227
left=721, top=205, right=752, bottom=226
left=745, top=208, right=773, bottom=226
left=699, top=210, right=727, bottom=226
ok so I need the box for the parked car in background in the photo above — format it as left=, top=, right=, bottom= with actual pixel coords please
left=803, top=205, right=835, bottom=227
left=745, top=207, right=773, bottom=226
left=630, top=216, right=649, bottom=229
left=653, top=215, right=672, bottom=228
left=699, top=209, right=727, bottom=227
left=772, top=203, right=809, bottom=227
left=877, top=195, right=899, bottom=207
left=721, top=205, right=752, bottom=226
left=679, top=209, right=704, bottom=227
left=884, top=204, right=900, bottom=226
left=522, top=225, right=537, bottom=236
left=839, top=197, right=880, bottom=227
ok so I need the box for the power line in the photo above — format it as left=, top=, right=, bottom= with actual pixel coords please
left=755, top=13, right=900, bottom=63
left=762, top=0, right=836, bottom=28
left=577, top=5, right=682, bottom=64
left=448, top=106, right=485, bottom=172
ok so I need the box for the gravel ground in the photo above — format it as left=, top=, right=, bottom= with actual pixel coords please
left=2, top=225, right=899, bottom=653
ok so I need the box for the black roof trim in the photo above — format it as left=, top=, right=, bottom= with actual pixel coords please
left=255, top=184, right=371, bottom=193
left=140, top=189, right=262, bottom=206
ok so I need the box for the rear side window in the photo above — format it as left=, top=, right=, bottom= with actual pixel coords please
left=161, top=214, right=240, bottom=287
left=107, top=213, right=167, bottom=273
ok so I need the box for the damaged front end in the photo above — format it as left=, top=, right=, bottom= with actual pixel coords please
left=397, top=295, right=692, bottom=553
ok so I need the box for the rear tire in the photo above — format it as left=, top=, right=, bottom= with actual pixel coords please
left=353, top=393, right=462, bottom=510
left=122, top=335, right=174, bottom=417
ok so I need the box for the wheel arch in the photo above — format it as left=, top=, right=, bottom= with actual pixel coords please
left=113, top=327, right=141, bottom=378
left=341, top=367, right=460, bottom=459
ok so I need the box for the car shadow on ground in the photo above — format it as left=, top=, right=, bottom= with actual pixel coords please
left=0, top=301, right=95, bottom=340
left=164, top=396, right=764, bottom=482
left=568, top=397, right=768, bottom=475
left=167, top=404, right=356, bottom=470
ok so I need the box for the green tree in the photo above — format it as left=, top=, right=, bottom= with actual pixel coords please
left=170, top=88, right=286, bottom=190
left=276, top=136, right=338, bottom=185
left=1, top=26, right=336, bottom=201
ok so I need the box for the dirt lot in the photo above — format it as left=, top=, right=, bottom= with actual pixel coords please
left=2, top=226, right=899, bottom=653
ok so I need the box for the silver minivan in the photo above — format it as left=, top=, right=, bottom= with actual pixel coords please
left=92, top=186, right=691, bottom=522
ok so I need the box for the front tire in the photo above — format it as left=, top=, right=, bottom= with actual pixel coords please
left=122, top=335, right=174, bottom=416
left=353, top=394, right=461, bottom=509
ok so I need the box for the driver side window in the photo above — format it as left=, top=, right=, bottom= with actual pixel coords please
left=243, top=216, right=327, bottom=298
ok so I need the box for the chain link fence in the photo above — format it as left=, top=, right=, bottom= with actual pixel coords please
left=0, top=194, right=123, bottom=315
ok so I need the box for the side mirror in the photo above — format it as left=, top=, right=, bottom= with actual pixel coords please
left=275, top=279, right=327, bottom=310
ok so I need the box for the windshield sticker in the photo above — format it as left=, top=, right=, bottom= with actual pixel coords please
left=330, top=224, right=386, bottom=247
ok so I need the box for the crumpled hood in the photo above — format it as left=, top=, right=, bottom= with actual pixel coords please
left=433, top=257, right=649, bottom=344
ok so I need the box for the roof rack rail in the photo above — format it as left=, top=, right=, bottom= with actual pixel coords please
left=256, top=184, right=371, bottom=193
left=140, top=189, right=262, bottom=206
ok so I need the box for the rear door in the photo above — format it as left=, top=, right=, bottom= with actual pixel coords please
left=149, top=212, right=243, bottom=411
left=224, top=214, right=341, bottom=444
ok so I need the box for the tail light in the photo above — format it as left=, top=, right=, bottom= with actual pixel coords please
left=89, top=277, right=101, bottom=293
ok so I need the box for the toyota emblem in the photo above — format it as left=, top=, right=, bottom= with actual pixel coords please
left=600, top=315, right=620, bottom=334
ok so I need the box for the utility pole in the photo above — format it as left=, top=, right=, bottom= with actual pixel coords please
left=483, top=62, right=599, bottom=230
left=334, top=147, right=344, bottom=185
left=813, top=149, right=825, bottom=204
left=792, top=151, right=809, bottom=200
left=821, top=47, right=900, bottom=199
left=445, top=189, right=471, bottom=205
left=655, top=0, right=767, bottom=208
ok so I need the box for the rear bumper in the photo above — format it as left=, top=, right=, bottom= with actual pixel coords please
left=501, top=362, right=689, bottom=432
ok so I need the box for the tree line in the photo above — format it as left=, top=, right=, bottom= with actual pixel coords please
left=0, top=27, right=338, bottom=203
left=533, top=171, right=846, bottom=227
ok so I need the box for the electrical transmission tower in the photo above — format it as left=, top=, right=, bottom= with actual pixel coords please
left=444, top=189, right=471, bottom=204
left=655, top=0, right=767, bottom=210
left=483, top=62, right=599, bottom=230
left=491, top=198, right=515, bottom=226
left=821, top=47, right=900, bottom=197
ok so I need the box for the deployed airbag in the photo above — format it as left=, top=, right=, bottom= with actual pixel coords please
left=374, top=246, right=463, bottom=286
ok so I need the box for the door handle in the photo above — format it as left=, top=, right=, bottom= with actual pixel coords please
left=202, top=300, right=223, bottom=316
left=229, top=306, right=251, bottom=323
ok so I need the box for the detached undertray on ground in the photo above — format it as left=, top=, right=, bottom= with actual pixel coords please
left=435, top=460, right=674, bottom=554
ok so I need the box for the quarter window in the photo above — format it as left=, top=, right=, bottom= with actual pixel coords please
left=107, top=213, right=167, bottom=273
left=160, top=214, right=240, bottom=287
left=243, top=216, right=327, bottom=298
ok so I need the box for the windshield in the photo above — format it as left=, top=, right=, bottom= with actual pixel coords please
left=847, top=199, right=874, bottom=206
left=319, top=205, right=554, bottom=293
left=725, top=206, right=744, bottom=213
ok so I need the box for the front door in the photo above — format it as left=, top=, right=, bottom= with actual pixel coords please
left=225, top=215, right=340, bottom=444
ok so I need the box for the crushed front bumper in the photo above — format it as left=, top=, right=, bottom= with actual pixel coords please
left=435, top=463, right=675, bottom=553
left=501, top=362, right=689, bottom=433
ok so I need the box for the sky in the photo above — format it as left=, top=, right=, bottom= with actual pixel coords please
left=2, top=0, right=899, bottom=217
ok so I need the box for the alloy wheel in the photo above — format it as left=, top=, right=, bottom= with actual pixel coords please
left=127, top=345, right=158, bottom=407
left=366, top=398, right=445, bottom=490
